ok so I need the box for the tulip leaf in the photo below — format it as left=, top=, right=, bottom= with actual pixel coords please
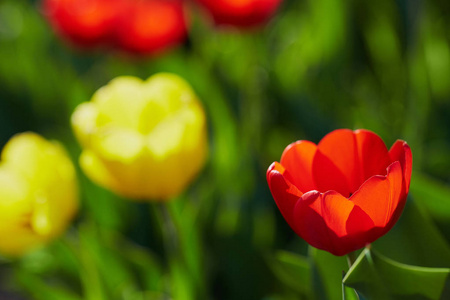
left=166, top=198, right=206, bottom=299
left=78, top=224, right=149, bottom=300
left=15, top=268, right=82, bottom=300
left=118, top=239, right=163, bottom=293
left=342, top=279, right=362, bottom=300
left=169, top=257, right=196, bottom=300
left=410, top=173, right=450, bottom=223
left=373, top=198, right=450, bottom=267
left=310, top=247, right=349, bottom=300
left=270, top=250, right=312, bottom=297
left=343, top=248, right=450, bottom=299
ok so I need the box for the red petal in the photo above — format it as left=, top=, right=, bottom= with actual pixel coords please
left=267, top=162, right=303, bottom=229
left=350, top=161, right=403, bottom=228
left=313, top=129, right=355, bottom=196
left=312, top=150, right=352, bottom=196
left=354, top=129, right=392, bottom=182
left=280, top=140, right=317, bottom=192
left=293, top=190, right=375, bottom=256
left=312, top=129, right=391, bottom=196
left=389, top=140, right=412, bottom=194
left=115, top=0, right=187, bottom=55
left=292, top=191, right=335, bottom=252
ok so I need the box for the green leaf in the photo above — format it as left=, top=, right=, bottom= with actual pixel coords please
left=342, top=278, right=361, bottom=300
left=343, top=248, right=450, bottom=299
left=118, top=238, right=163, bottom=293
left=165, top=199, right=207, bottom=299
left=270, top=250, right=312, bottom=297
left=169, top=257, right=198, bottom=300
left=15, top=269, right=82, bottom=300
left=410, top=173, right=450, bottom=223
left=77, top=224, right=148, bottom=300
left=373, top=198, right=450, bottom=267
left=310, top=247, right=349, bottom=300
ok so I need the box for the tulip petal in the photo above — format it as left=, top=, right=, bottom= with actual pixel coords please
left=313, top=129, right=357, bottom=196
left=93, top=76, right=147, bottom=131
left=345, top=205, right=378, bottom=238
left=43, top=0, right=123, bottom=47
left=0, top=133, right=78, bottom=256
left=350, top=161, right=403, bottom=228
left=197, top=0, right=282, bottom=27
left=146, top=113, right=186, bottom=159
left=313, top=129, right=391, bottom=196
left=0, top=169, right=42, bottom=253
left=388, top=141, right=412, bottom=227
left=0, top=168, right=31, bottom=226
left=115, top=1, right=187, bottom=54
left=295, top=191, right=353, bottom=238
left=294, top=190, right=375, bottom=256
left=389, top=140, right=412, bottom=194
left=71, top=102, right=99, bottom=148
left=267, top=162, right=303, bottom=229
left=81, top=149, right=150, bottom=199
left=1, top=133, right=76, bottom=188
left=354, top=129, right=392, bottom=182
left=92, top=128, right=145, bottom=162
left=1, top=132, right=49, bottom=180
left=31, top=193, right=52, bottom=236
left=312, top=151, right=352, bottom=196
left=292, top=191, right=333, bottom=251
left=280, top=140, right=317, bottom=192
left=79, top=150, right=117, bottom=190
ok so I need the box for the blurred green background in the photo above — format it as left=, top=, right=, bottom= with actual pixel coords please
left=1, top=0, right=450, bottom=299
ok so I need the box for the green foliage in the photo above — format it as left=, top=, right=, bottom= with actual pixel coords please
left=373, top=198, right=450, bottom=268
left=343, top=248, right=450, bottom=299
left=270, top=250, right=312, bottom=298
left=410, top=173, right=450, bottom=225
left=310, top=248, right=349, bottom=300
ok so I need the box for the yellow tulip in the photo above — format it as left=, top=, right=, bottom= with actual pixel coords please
left=0, top=132, right=78, bottom=256
left=71, top=73, right=208, bottom=200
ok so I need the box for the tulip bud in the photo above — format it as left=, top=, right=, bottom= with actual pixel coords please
left=0, top=133, right=78, bottom=256
left=71, top=73, right=208, bottom=200
left=195, top=0, right=283, bottom=28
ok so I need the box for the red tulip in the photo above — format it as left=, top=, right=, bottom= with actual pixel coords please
left=195, top=0, right=283, bottom=28
left=42, top=0, right=125, bottom=47
left=266, top=129, right=412, bottom=256
left=114, top=0, right=188, bottom=55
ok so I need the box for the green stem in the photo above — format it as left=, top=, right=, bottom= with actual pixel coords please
left=152, top=201, right=207, bottom=300
left=347, top=251, right=358, bottom=268
left=157, top=202, right=179, bottom=257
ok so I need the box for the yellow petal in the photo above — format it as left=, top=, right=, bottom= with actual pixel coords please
left=146, top=114, right=185, bottom=159
left=81, top=148, right=148, bottom=200
left=91, top=127, right=145, bottom=162
left=71, top=102, right=99, bottom=148
left=0, top=132, right=78, bottom=256
left=93, top=76, right=147, bottom=131
left=79, top=150, right=116, bottom=190
left=179, top=101, right=207, bottom=150
left=31, top=192, right=51, bottom=236
left=144, top=73, right=197, bottom=107
left=1, top=132, right=47, bottom=180
left=0, top=167, right=31, bottom=226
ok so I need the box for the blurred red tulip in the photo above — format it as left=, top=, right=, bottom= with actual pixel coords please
left=42, top=0, right=125, bottom=47
left=114, top=0, right=188, bottom=55
left=195, top=0, right=282, bottom=28
left=267, top=129, right=412, bottom=256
